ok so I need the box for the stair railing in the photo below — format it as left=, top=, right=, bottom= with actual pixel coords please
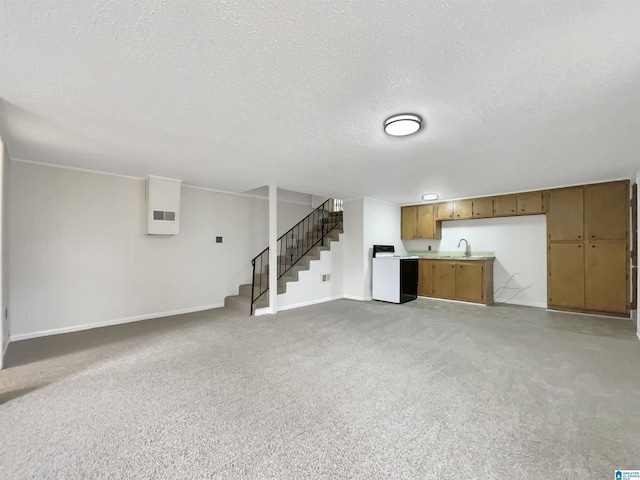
left=250, top=198, right=343, bottom=314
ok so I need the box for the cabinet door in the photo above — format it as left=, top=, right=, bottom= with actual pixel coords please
left=585, top=182, right=629, bottom=241
left=416, top=205, right=439, bottom=239
left=472, top=197, right=493, bottom=218
left=517, top=191, right=545, bottom=215
left=453, top=200, right=472, bottom=219
left=418, top=259, right=434, bottom=297
left=435, top=202, right=454, bottom=220
left=585, top=242, right=628, bottom=314
left=548, top=243, right=585, bottom=309
left=456, top=262, right=485, bottom=303
left=432, top=262, right=457, bottom=299
left=401, top=206, right=417, bottom=239
left=548, top=187, right=584, bottom=241
left=493, top=195, right=517, bottom=216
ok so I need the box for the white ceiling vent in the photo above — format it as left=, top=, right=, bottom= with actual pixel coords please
left=146, top=176, right=182, bottom=235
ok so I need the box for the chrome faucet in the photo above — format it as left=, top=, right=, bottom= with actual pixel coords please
left=457, top=238, right=471, bottom=256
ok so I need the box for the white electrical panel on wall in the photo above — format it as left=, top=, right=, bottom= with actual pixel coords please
left=146, top=176, right=182, bottom=235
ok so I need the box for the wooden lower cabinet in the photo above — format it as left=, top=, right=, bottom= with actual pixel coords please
left=433, top=261, right=457, bottom=299
left=418, top=258, right=494, bottom=305
left=548, top=243, right=585, bottom=309
left=585, top=242, right=628, bottom=314
left=418, top=259, right=434, bottom=297
left=457, top=263, right=485, bottom=303
left=549, top=241, right=629, bottom=316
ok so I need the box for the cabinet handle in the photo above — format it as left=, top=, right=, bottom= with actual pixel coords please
left=578, top=245, right=582, bottom=248
left=511, top=209, right=515, bottom=212
left=577, top=235, right=581, bottom=239
left=591, top=235, right=595, bottom=238
left=592, top=245, right=596, bottom=248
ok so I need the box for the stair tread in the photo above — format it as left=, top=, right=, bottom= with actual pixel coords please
left=225, top=208, right=344, bottom=315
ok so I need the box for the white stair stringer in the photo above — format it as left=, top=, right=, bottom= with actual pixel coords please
left=224, top=222, right=343, bottom=315
left=275, top=230, right=344, bottom=312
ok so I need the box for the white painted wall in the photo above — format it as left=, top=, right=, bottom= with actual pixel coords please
left=277, top=201, right=314, bottom=238
left=342, top=197, right=406, bottom=301
left=311, top=195, right=329, bottom=209
left=277, top=233, right=344, bottom=310
left=403, top=215, right=548, bottom=307
left=8, top=161, right=313, bottom=340
left=363, top=198, right=406, bottom=300
left=342, top=198, right=365, bottom=300
left=0, top=140, right=9, bottom=368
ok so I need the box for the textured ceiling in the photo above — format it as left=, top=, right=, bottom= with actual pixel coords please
left=1, top=1, right=639, bottom=204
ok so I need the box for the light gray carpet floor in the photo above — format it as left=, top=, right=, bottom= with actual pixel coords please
left=1, top=299, right=639, bottom=479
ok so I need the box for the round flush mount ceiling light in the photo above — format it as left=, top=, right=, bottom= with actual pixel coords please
left=384, top=114, right=422, bottom=136
left=421, top=193, right=439, bottom=201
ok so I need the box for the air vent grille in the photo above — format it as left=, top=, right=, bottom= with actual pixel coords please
left=152, top=210, right=176, bottom=222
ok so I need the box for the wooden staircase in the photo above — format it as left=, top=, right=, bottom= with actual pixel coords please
left=224, top=210, right=343, bottom=314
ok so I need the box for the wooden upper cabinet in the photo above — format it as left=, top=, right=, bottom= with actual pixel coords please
left=453, top=200, right=472, bottom=219
left=517, top=191, right=545, bottom=215
left=418, top=259, right=434, bottom=297
left=456, top=262, right=484, bottom=303
left=401, top=206, right=418, bottom=239
left=548, top=187, right=584, bottom=241
left=472, top=197, right=493, bottom=218
left=401, top=205, right=441, bottom=239
left=585, top=242, right=628, bottom=314
left=548, top=242, right=585, bottom=309
left=493, top=195, right=517, bottom=216
left=436, top=202, right=454, bottom=220
left=416, top=204, right=440, bottom=239
left=585, top=181, right=629, bottom=241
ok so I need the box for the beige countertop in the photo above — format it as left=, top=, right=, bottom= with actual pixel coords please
left=408, top=251, right=495, bottom=261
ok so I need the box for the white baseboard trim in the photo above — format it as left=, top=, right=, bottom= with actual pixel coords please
left=545, top=308, right=631, bottom=321
left=253, top=307, right=272, bottom=317
left=277, top=295, right=343, bottom=312
left=343, top=295, right=366, bottom=301
left=1, top=338, right=8, bottom=370
left=417, top=296, right=487, bottom=307
left=417, top=296, right=546, bottom=309
left=497, top=299, right=547, bottom=308
left=9, top=303, right=223, bottom=342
